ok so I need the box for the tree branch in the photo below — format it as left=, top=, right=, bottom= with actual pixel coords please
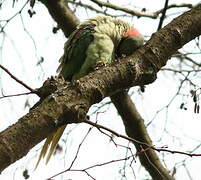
left=90, top=0, right=157, bottom=18
left=157, top=0, right=169, bottom=30
left=111, top=91, right=174, bottom=180
left=40, top=0, right=80, bottom=37
left=0, top=64, right=35, bottom=93
left=155, top=3, right=193, bottom=16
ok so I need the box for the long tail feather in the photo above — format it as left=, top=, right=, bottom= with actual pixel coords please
left=35, top=133, right=54, bottom=169
left=46, top=125, right=66, bottom=164
left=35, top=125, right=67, bottom=169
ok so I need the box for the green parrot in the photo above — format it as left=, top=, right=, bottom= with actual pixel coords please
left=36, top=16, right=144, bottom=167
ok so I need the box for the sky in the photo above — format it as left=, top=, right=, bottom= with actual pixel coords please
left=0, top=0, right=201, bottom=180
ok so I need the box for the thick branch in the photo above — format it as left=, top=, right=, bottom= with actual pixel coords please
left=41, top=0, right=79, bottom=36
left=111, top=91, right=174, bottom=180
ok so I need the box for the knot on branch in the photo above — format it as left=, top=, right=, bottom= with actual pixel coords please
left=57, top=103, right=87, bottom=126
left=36, top=76, right=68, bottom=99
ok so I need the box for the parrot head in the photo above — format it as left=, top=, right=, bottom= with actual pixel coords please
left=116, top=28, right=144, bottom=57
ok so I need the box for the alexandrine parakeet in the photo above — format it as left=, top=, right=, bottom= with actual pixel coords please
left=36, top=16, right=144, bottom=167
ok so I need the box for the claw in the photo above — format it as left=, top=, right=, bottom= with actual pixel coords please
left=94, top=61, right=106, bottom=70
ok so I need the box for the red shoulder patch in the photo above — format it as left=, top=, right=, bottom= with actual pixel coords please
left=73, top=29, right=84, bottom=39
left=123, top=28, right=142, bottom=37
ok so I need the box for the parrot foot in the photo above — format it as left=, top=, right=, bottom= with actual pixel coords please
left=94, top=61, right=107, bottom=70
left=114, top=54, right=126, bottom=61
left=51, top=75, right=66, bottom=83
left=71, top=79, right=80, bottom=87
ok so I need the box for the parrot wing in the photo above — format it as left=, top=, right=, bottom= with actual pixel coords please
left=57, top=25, right=95, bottom=80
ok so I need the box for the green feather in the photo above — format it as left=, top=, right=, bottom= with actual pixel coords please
left=35, top=133, right=54, bottom=169
left=45, top=126, right=66, bottom=164
left=59, top=26, right=95, bottom=80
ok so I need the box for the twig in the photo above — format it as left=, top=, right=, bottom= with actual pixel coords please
left=155, top=3, right=193, bottom=15
left=68, top=0, right=112, bottom=16
left=161, top=68, right=201, bottom=73
left=0, top=92, right=33, bottom=99
left=1, top=0, right=29, bottom=31
left=84, top=120, right=201, bottom=157
left=153, top=147, right=201, bottom=157
left=90, top=0, right=157, bottom=18
left=83, top=120, right=149, bottom=146
left=49, top=155, right=133, bottom=179
left=157, top=0, right=169, bottom=31
left=0, top=64, right=35, bottom=93
left=68, top=126, right=93, bottom=169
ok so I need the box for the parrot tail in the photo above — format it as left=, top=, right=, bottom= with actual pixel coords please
left=35, top=125, right=66, bottom=169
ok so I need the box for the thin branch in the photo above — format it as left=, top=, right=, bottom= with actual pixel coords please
left=84, top=120, right=201, bottom=157
left=90, top=0, right=157, bottom=18
left=90, top=1, right=194, bottom=19
left=49, top=155, right=133, bottom=179
left=153, top=146, right=201, bottom=157
left=0, top=92, right=33, bottom=99
left=0, top=0, right=29, bottom=31
left=68, top=126, right=93, bottom=169
left=68, top=0, right=112, bottom=16
left=157, top=0, right=169, bottom=31
left=0, top=64, right=36, bottom=93
left=49, top=143, right=201, bottom=180
left=155, top=3, right=193, bottom=15
left=161, top=68, right=201, bottom=73
left=83, top=120, right=149, bottom=146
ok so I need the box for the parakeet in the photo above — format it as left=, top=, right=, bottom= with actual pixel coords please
left=36, top=16, right=144, bottom=167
